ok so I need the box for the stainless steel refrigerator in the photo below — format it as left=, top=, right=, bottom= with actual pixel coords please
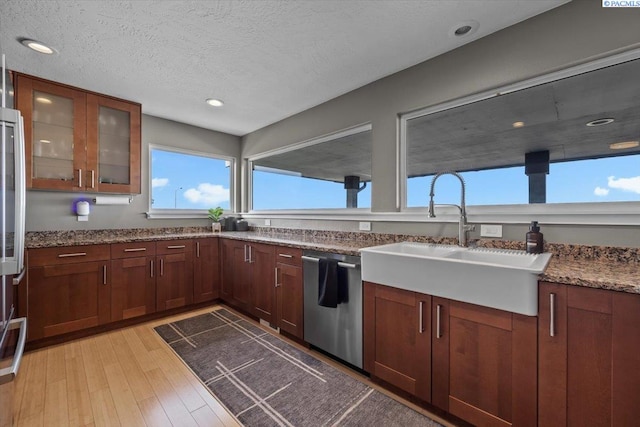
left=0, top=54, right=27, bottom=427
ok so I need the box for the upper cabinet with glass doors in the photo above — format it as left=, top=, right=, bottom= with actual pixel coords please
left=15, top=73, right=141, bottom=194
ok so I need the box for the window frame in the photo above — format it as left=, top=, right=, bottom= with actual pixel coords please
left=246, top=123, right=373, bottom=213
left=397, top=47, right=640, bottom=224
left=146, top=144, right=236, bottom=219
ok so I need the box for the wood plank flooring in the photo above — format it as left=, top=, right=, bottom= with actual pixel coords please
left=12, top=305, right=239, bottom=427
left=12, top=304, right=455, bottom=427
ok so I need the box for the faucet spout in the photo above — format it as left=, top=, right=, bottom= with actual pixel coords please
left=428, top=171, right=474, bottom=247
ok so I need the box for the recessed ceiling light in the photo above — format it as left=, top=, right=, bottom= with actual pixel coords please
left=455, top=26, right=472, bottom=36
left=20, top=38, right=55, bottom=55
left=609, top=141, right=639, bottom=150
left=450, top=20, right=479, bottom=38
left=35, top=96, right=52, bottom=104
left=512, top=121, right=525, bottom=128
left=206, top=98, right=224, bottom=107
left=586, top=118, right=614, bottom=127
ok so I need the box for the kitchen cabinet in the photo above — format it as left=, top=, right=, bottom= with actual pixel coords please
left=155, top=240, right=193, bottom=311
left=110, top=241, right=156, bottom=321
left=26, top=245, right=111, bottom=340
left=193, top=238, right=220, bottom=303
left=220, top=239, right=275, bottom=321
left=431, top=298, right=537, bottom=427
left=274, top=247, right=304, bottom=339
left=363, top=281, right=431, bottom=403
left=15, top=73, right=141, bottom=193
left=538, top=282, right=640, bottom=427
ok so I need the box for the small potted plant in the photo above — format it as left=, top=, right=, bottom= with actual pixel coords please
left=208, top=207, right=224, bottom=232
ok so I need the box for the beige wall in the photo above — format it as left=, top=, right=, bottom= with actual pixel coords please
left=25, top=114, right=241, bottom=231
left=240, top=1, right=640, bottom=247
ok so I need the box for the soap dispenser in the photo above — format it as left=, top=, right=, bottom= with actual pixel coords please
left=526, top=221, right=544, bottom=254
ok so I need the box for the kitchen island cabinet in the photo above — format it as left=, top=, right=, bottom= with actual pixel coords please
left=538, top=282, right=640, bottom=426
left=26, top=245, right=111, bottom=340
left=363, top=281, right=432, bottom=403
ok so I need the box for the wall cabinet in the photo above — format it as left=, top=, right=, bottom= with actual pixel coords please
left=538, top=282, right=640, bottom=427
left=155, top=240, right=193, bottom=311
left=15, top=73, right=141, bottom=193
left=26, top=245, right=111, bottom=340
left=193, top=238, right=220, bottom=303
left=110, top=242, right=156, bottom=321
left=432, top=298, right=537, bottom=427
left=274, top=247, right=304, bottom=339
left=363, top=282, right=432, bottom=403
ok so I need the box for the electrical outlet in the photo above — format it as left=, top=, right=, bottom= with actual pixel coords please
left=264, top=219, right=271, bottom=226
left=359, top=221, right=372, bottom=231
left=480, top=224, right=502, bottom=238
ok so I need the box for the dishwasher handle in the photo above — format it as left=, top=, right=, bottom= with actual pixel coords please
left=301, top=255, right=359, bottom=269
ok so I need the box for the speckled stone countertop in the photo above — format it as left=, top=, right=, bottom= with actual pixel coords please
left=25, top=227, right=640, bottom=295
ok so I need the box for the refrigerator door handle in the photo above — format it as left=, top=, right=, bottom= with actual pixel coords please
left=0, top=317, right=27, bottom=385
left=13, top=113, right=26, bottom=273
left=12, top=267, right=26, bottom=285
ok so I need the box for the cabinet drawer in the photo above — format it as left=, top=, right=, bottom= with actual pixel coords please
left=156, top=239, right=192, bottom=255
left=274, top=247, right=302, bottom=266
left=111, top=241, right=157, bottom=259
left=29, top=244, right=111, bottom=267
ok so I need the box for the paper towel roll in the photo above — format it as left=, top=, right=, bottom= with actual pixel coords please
left=93, top=196, right=131, bottom=205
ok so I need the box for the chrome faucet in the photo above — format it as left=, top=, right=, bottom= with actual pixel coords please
left=428, top=171, right=475, bottom=247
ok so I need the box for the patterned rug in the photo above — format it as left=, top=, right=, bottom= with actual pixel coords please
left=155, top=308, right=442, bottom=427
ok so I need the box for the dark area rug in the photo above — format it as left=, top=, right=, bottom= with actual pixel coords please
left=155, top=308, right=443, bottom=427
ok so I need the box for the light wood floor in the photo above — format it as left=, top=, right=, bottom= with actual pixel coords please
left=12, top=304, right=454, bottom=427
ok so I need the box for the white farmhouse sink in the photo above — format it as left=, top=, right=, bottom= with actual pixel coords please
left=360, top=242, right=552, bottom=316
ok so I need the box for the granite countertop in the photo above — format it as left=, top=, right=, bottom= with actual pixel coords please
left=25, top=227, right=640, bottom=295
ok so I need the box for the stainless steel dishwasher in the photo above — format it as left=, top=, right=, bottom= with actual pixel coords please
left=302, top=250, right=363, bottom=369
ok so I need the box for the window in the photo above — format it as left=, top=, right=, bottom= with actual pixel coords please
left=249, top=124, right=372, bottom=210
left=149, top=146, right=233, bottom=211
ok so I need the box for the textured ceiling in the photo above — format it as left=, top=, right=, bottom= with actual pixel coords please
left=0, top=0, right=567, bottom=136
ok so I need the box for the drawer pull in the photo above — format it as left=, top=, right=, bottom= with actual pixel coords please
left=167, top=245, right=186, bottom=249
left=124, top=248, right=147, bottom=252
left=58, top=252, right=87, bottom=258
left=196, top=241, right=200, bottom=258
left=278, top=253, right=293, bottom=258
left=103, top=265, right=107, bottom=285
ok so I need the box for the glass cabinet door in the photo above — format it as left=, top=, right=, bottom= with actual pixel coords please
left=87, top=94, right=141, bottom=194
left=16, top=75, right=87, bottom=191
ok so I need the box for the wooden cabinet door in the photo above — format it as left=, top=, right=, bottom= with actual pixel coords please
left=193, top=238, right=220, bottom=303
left=275, top=262, right=303, bottom=338
left=233, top=242, right=252, bottom=311
left=86, top=94, right=141, bottom=194
left=538, top=282, right=640, bottom=427
left=16, top=74, right=87, bottom=191
left=111, top=256, right=155, bottom=321
left=433, top=299, right=537, bottom=427
left=363, top=282, right=431, bottom=403
left=220, top=239, right=236, bottom=301
left=28, top=261, right=110, bottom=340
left=156, top=240, right=193, bottom=311
left=250, top=243, right=275, bottom=323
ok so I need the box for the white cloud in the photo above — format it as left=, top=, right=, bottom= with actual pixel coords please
left=607, top=175, right=640, bottom=194
left=594, top=186, right=609, bottom=196
left=152, top=178, right=169, bottom=188
left=184, top=183, right=230, bottom=205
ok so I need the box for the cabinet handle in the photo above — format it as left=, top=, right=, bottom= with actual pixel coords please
left=167, top=245, right=185, bottom=249
left=550, top=293, right=556, bottom=337
left=90, top=170, right=95, bottom=188
left=275, top=267, right=280, bottom=287
left=103, top=265, right=107, bottom=285
left=248, top=245, right=253, bottom=263
left=196, top=241, right=200, bottom=258
left=436, top=304, right=442, bottom=339
left=77, top=168, right=82, bottom=188
left=278, top=253, right=293, bottom=258
left=418, top=301, right=425, bottom=334
left=244, top=244, right=248, bottom=262
left=160, top=258, right=164, bottom=276
left=124, top=248, right=147, bottom=252
left=150, top=260, right=154, bottom=278
left=58, top=252, right=87, bottom=258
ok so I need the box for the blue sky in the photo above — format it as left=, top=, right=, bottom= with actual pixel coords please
left=151, top=148, right=639, bottom=210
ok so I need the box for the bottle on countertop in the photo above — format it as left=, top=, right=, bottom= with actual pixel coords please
left=526, top=221, right=544, bottom=254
